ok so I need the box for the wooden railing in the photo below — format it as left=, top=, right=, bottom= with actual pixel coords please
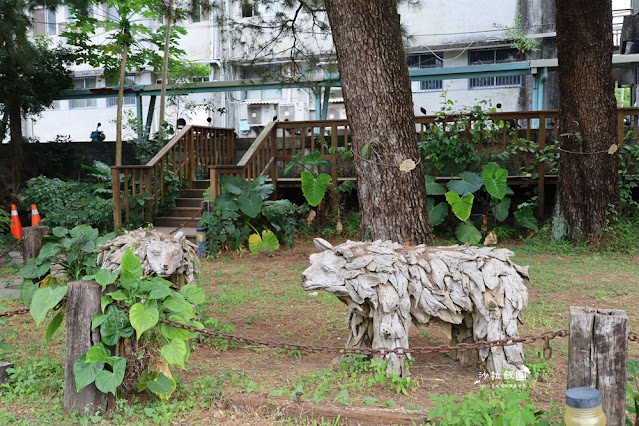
left=210, top=107, right=639, bottom=218
left=112, top=125, right=235, bottom=229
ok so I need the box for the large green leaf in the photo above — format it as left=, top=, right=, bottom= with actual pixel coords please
left=36, top=243, right=60, bottom=263
left=180, top=284, right=206, bottom=305
left=86, top=342, right=113, bottom=364
left=30, top=285, right=68, bottom=325
left=161, top=339, right=188, bottom=368
left=445, top=192, right=474, bottom=222
left=100, top=305, right=134, bottom=346
left=219, top=175, right=248, bottom=195
left=20, top=280, right=37, bottom=305
left=237, top=190, right=263, bottom=218
left=301, top=151, right=328, bottom=167
left=427, top=198, right=448, bottom=227
left=163, top=293, right=195, bottom=319
left=45, top=310, right=65, bottom=346
left=514, top=206, right=539, bottom=231
left=52, top=226, right=68, bottom=238
left=148, top=285, right=172, bottom=300
left=283, top=154, right=302, bottom=176
left=425, top=175, right=447, bottom=196
left=146, top=372, right=176, bottom=399
left=482, top=162, right=508, bottom=200
left=95, top=268, right=119, bottom=291
left=493, top=197, right=511, bottom=222
left=121, top=249, right=142, bottom=276
left=213, top=193, right=239, bottom=211
left=160, top=323, right=189, bottom=341
left=129, top=302, right=159, bottom=340
left=73, top=354, right=104, bottom=392
left=301, top=172, right=331, bottom=207
left=18, top=258, right=50, bottom=279
left=456, top=221, right=482, bottom=245
left=248, top=230, right=280, bottom=254
left=95, top=357, right=126, bottom=395
left=446, top=172, right=483, bottom=196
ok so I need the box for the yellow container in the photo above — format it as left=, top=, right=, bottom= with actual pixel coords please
left=564, top=387, right=606, bottom=426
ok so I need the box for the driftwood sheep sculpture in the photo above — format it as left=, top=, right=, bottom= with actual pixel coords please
left=97, top=228, right=198, bottom=289
left=301, top=238, right=530, bottom=377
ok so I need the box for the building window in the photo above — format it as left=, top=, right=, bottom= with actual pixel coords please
left=468, top=47, right=522, bottom=89
left=70, top=76, right=97, bottom=109
left=33, top=8, right=58, bottom=36
left=241, top=1, right=255, bottom=18
left=107, top=74, right=136, bottom=107
left=408, top=52, right=443, bottom=91
left=240, top=65, right=282, bottom=100
left=191, top=2, right=208, bottom=22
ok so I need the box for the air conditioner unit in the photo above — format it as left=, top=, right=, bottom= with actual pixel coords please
left=278, top=104, right=296, bottom=121
left=247, top=105, right=263, bottom=126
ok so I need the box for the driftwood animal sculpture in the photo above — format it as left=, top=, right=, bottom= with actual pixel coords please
left=301, top=239, right=530, bottom=378
left=97, top=228, right=198, bottom=289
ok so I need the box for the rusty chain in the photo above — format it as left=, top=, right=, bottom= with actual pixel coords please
left=169, top=207, right=203, bottom=236
left=3, top=298, right=639, bottom=358
left=0, top=240, right=21, bottom=262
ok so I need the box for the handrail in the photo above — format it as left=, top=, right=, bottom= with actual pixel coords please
left=209, top=108, right=639, bottom=219
left=112, top=124, right=236, bottom=230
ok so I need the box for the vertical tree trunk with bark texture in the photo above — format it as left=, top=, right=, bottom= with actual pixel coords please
left=324, top=0, right=432, bottom=245
left=555, top=0, right=618, bottom=238
left=115, top=41, right=129, bottom=167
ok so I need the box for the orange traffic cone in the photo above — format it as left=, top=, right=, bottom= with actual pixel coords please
left=10, top=204, right=22, bottom=239
left=31, top=204, right=41, bottom=226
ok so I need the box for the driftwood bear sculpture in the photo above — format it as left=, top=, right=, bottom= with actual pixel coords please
left=301, top=239, right=530, bottom=377
left=97, top=228, right=198, bottom=289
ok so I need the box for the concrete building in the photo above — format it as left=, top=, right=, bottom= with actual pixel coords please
left=20, top=0, right=632, bottom=144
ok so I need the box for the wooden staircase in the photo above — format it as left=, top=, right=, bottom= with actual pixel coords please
left=153, top=180, right=209, bottom=242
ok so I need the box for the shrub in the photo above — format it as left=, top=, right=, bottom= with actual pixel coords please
left=20, top=175, right=113, bottom=233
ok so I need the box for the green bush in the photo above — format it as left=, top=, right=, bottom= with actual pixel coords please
left=199, top=175, right=308, bottom=255
left=20, top=175, right=113, bottom=233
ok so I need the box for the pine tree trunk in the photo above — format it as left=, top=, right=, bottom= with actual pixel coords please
left=8, top=100, right=23, bottom=191
left=116, top=41, right=129, bottom=167
left=555, top=0, right=618, bottom=238
left=323, top=0, right=432, bottom=245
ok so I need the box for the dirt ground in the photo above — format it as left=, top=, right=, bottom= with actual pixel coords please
left=2, top=236, right=639, bottom=424
left=165, top=238, right=639, bottom=424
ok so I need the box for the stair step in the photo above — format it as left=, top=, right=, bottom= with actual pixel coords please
left=179, top=188, right=206, bottom=198
left=191, top=180, right=210, bottom=190
left=175, top=197, right=205, bottom=208
left=161, top=207, right=203, bottom=218
left=154, top=216, right=202, bottom=228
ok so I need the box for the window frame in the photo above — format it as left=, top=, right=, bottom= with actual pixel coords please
left=407, top=52, right=443, bottom=92
left=70, top=76, right=98, bottom=109
left=468, top=47, right=522, bottom=90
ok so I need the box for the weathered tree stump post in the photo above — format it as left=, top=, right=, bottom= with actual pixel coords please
left=21, top=226, right=49, bottom=261
left=64, top=280, right=113, bottom=415
left=0, top=361, right=13, bottom=384
left=568, top=306, right=628, bottom=426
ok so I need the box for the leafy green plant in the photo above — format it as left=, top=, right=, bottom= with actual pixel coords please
left=0, top=304, right=15, bottom=359
left=18, top=225, right=116, bottom=311
left=201, top=317, right=237, bottom=352
left=284, top=151, right=332, bottom=207
left=495, top=15, right=540, bottom=57
left=70, top=249, right=205, bottom=398
left=426, top=162, right=538, bottom=244
left=200, top=175, right=306, bottom=255
left=428, top=386, right=558, bottom=425
left=20, top=174, right=114, bottom=233
left=627, top=360, right=639, bottom=425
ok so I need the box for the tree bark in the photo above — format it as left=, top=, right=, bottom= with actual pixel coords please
left=323, top=0, right=432, bottom=245
left=555, top=0, right=618, bottom=238
left=8, top=100, right=23, bottom=192
left=159, top=0, right=173, bottom=128
left=115, top=41, right=129, bottom=167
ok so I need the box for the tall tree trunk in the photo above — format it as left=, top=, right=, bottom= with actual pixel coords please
left=323, top=0, right=432, bottom=245
left=159, top=0, right=173, bottom=128
left=116, top=41, right=129, bottom=167
left=554, top=0, right=618, bottom=238
left=8, top=100, right=23, bottom=192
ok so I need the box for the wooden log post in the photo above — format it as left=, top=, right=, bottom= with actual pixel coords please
left=568, top=306, right=628, bottom=426
left=21, top=226, right=50, bottom=261
left=0, top=361, right=13, bottom=384
left=64, top=280, right=113, bottom=415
